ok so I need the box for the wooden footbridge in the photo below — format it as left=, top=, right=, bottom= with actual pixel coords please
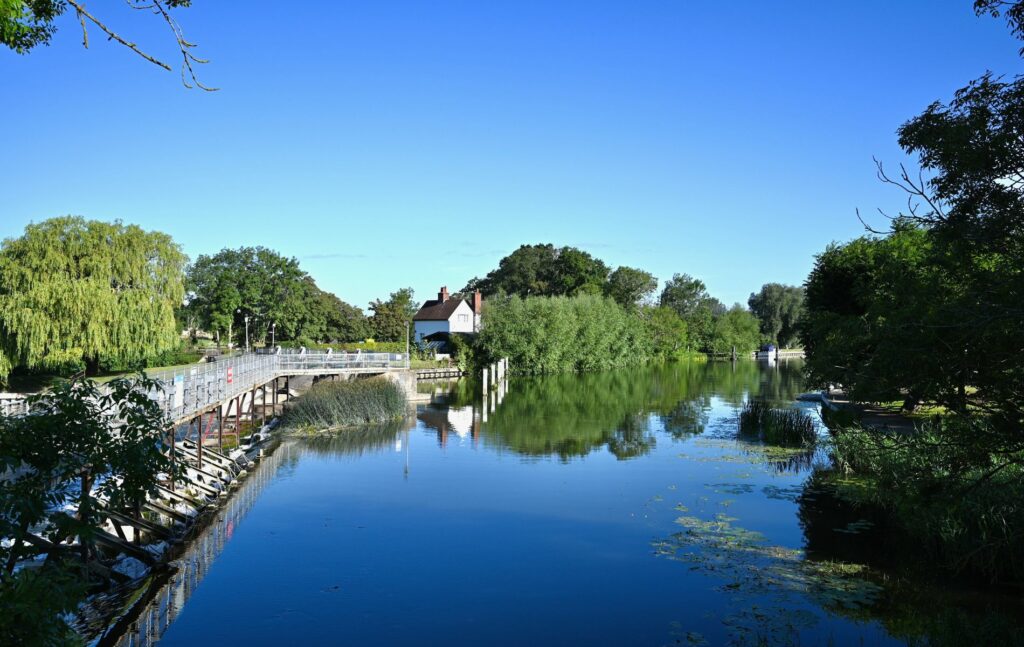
left=150, top=348, right=421, bottom=470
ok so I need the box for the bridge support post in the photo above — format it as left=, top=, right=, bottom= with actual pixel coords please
left=482, top=368, right=489, bottom=394
left=197, top=415, right=203, bottom=469
left=217, top=405, right=223, bottom=452
left=261, top=384, right=267, bottom=426
left=168, top=426, right=176, bottom=492
left=233, top=396, right=241, bottom=447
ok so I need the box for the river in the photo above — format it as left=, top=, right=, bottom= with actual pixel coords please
left=106, top=361, right=1023, bottom=646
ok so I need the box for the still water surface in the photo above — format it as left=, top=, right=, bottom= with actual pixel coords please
left=130, top=362, right=1017, bottom=646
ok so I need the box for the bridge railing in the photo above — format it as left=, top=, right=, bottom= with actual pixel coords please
left=0, top=351, right=410, bottom=424
left=147, top=351, right=409, bottom=422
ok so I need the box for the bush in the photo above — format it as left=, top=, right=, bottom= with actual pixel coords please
left=739, top=400, right=817, bottom=447
left=827, top=417, right=1024, bottom=584
left=282, top=378, right=407, bottom=430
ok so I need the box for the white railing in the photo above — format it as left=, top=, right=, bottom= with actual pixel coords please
left=1, top=350, right=409, bottom=423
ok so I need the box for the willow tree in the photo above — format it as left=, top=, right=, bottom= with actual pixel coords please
left=0, top=217, right=186, bottom=379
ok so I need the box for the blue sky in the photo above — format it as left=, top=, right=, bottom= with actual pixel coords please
left=1, top=1, right=1021, bottom=310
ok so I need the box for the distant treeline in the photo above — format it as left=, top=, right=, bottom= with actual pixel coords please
left=459, top=243, right=804, bottom=373
left=0, top=221, right=804, bottom=383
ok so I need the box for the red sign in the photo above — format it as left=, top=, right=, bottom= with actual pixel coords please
left=227, top=367, right=233, bottom=384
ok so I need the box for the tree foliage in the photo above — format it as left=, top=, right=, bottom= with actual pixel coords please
left=318, top=289, right=370, bottom=343
left=0, top=216, right=186, bottom=380
left=0, top=375, right=177, bottom=643
left=369, top=287, right=417, bottom=343
left=803, top=4, right=1024, bottom=428
left=476, top=294, right=652, bottom=374
left=466, top=244, right=610, bottom=298
left=708, top=304, right=762, bottom=355
left=642, top=306, right=690, bottom=359
left=658, top=273, right=724, bottom=352
left=185, top=247, right=368, bottom=347
left=0, top=0, right=213, bottom=89
left=748, top=283, right=805, bottom=347
left=605, top=266, right=658, bottom=308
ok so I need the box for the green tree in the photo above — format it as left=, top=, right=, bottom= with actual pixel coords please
left=0, top=216, right=186, bottom=380
left=476, top=294, right=652, bottom=374
left=1, top=0, right=214, bottom=89
left=369, top=288, right=417, bottom=342
left=804, top=4, right=1024, bottom=423
left=747, top=283, right=805, bottom=347
left=802, top=222, right=964, bottom=410
left=0, top=375, right=177, bottom=644
left=659, top=273, right=709, bottom=316
left=467, top=244, right=612, bottom=298
left=605, top=266, right=658, bottom=308
left=643, top=306, right=689, bottom=359
left=549, top=247, right=610, bottom=296
left=659, top=274, right=724, bottom=352
left=469, top=243, right=558, bottom=296
left=317, top=289, right=370, bottom=343
left=708, top=304, right=761, bottom=355
left=186, top=247, right=331, bottom=347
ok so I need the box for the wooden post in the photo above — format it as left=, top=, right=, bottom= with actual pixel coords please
left=196, top=414, right=203, bottom=469
left=261, top=384, right=267, bottom=425
left=217, top=404, right=223, bottom=451
left=482, top=368, right=489, bottom=394
left=273, top=377, right=279, bottom=414
left=234, top=395, right=241, bottom=447
left=169, top=426, right=176, bottom=492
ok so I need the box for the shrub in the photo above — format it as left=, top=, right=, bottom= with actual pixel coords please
left=827, top=418, right=1024, bottom=584
left=282, top=378, right=406, bottom=430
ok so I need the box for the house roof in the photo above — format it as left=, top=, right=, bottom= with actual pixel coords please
left=413, top=298, right=470, bottom=321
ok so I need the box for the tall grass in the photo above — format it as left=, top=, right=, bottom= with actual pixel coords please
left=283, top=378, right=406, bottom=431
left=739, top=400, right=817, bottom=447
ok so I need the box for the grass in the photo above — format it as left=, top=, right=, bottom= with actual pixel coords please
left=282, top=377, right=407, bottom=431
left=739, top=400, right=817, bottom=447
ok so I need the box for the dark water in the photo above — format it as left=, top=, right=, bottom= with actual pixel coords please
left=127, top=361, right=1021, bottom=646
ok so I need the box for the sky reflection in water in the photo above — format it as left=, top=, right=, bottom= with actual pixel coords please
left=148, top=362, right=941, bottom=646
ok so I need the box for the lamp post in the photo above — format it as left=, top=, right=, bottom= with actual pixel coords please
left=237, top=308, right=250, bottom=353
left=270, top=323, right=276, bottom=348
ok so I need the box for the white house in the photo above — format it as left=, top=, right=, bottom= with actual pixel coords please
left=412, top=286, right=482, bottom=343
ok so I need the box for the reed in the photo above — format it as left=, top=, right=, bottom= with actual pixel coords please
left=283, top=378, right=406, bottom=431
left=739, top=400, right=817, bottom=447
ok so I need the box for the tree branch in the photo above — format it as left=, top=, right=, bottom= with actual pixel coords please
left=65, top=0, right=172, bottom=71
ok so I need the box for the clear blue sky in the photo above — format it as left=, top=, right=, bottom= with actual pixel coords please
left=1, top=1, right=1021, bottom=310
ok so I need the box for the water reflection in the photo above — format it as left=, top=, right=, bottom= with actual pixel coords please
left=104, top=360, right=1024, bottom=647
left=424, top=361, right=806, bottom=461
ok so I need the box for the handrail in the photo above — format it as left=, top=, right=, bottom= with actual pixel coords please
left=0, top=351, right=410, bottom=423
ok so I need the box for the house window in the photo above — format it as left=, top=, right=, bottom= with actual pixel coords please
left=458, top=314, right=469, bottom=323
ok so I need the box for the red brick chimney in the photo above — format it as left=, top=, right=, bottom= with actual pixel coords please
left=439, top=286, right=449, bottom=302
left=473, top=289, right=482, bottom=313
